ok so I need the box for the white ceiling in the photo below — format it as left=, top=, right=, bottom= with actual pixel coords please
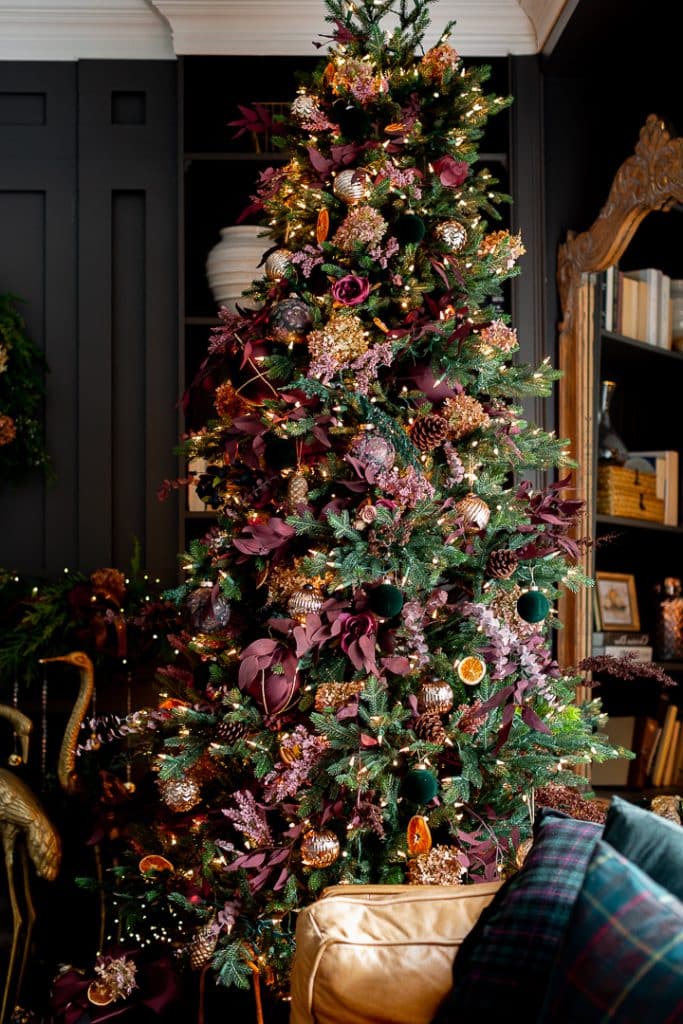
left=0, top=0, right=573, bottom=61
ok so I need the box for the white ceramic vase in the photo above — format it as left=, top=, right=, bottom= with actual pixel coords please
left=205, top=225, right=270, bottom=311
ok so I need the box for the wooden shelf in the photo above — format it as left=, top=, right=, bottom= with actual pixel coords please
left=184, top=151, right=290, bottom=163
left=601, top=329, right=683, bottom=361
left=596, top=513, right=683, bottom=533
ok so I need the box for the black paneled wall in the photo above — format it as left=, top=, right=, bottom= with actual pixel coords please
left=0, top=61, right=178, bottom=580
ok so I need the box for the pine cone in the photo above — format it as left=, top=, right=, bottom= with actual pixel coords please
left=287, top=472, right=309, bottom=508
left=189, top=922, right=218, bottom=970
left=415, top=710, right=447, bottom=744
left=486, top=548, right=519, bottom=579
left=443, top=394, right=490, bottom=441
left=411, top=414, right=449, bottom=451
left=217, top=718, right=247, bottom=745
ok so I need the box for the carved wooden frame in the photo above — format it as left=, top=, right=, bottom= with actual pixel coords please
left=556, top=115, right=683, bottom=671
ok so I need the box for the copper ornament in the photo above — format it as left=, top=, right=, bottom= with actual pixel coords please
left=333, top=168, right=370, bottom=205
left=316, top=208, right=330, bottom=243
left=301, top=828, right=341, bottom=868
left=265, top=249, right=293, bottom=281
left=435, top=219, right=468, bottom=253
left=417, top=680, right=454, bottom=714
left=455, top=493, right=491, bottom=533
left=287, top=584, right=325, bottom=619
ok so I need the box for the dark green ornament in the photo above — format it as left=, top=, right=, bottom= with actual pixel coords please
left=402, top=768, right=439, bottom=804
left=367, top=583, right=404, bottom=619
left=394, top=213, right=427, bottom=244
left=332, top=100, right=371, bottom=137
left=516, top=587, right=550, bottom=623
left=264, top=434, right=297, bottom=471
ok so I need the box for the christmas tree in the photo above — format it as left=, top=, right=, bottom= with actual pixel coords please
left=105, top=0, right=622, bottom=999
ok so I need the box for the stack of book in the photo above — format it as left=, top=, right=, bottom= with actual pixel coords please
left=592, top=693, right=683, bottom=791
left=602, top=265, right=683, bottom=350
left=591, top=630, right=653, bottom=662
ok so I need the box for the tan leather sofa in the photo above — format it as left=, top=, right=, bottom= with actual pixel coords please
left=289, top=881, right=502, bottom=1024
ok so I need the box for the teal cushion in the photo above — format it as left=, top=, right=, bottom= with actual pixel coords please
left=538, top=840, right=683, bottom=1022
left=603, top=795, right=683, bottom=900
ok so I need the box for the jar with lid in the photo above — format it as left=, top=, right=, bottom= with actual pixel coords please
left=655, top=577, right=683, bottom=661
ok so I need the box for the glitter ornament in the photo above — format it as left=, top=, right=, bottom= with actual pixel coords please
left=287, top=471, right=309, bottom=509
left=291, top=93, right=319, bottom=123
left=333, top=168, right=371, bottom=205
left=407, top=845, right=465, bottom=885
left=434, top=219, right=468, bottom=253
left=307, top=312, right=368, bottom=364
left=402, top=767, right=439, bottom=804
left=301, top=828, right=341, bottom=868
left=265, top=249, right=293, bottom=280
left=455, top=493, right=491, bottom=533
left=314, top=681, right=365, bottom=711
left=287, top=584, right=325, bottom=620
left=352, top=433, right=395, bottom=470
left=516, top=587, right=550, bottom=623
left=410, top=413, right=449, bottom=451
left=269, top=297, right=313, bottom=344
left=417, top=680, right=454, bottom=714
left=157, top=774, right=201, bottom=813
left=443, top=394, right=490, bottom=440
left=407, top=815, right=432, bottom=856
left=366, top=583, right=404, bottom=619
left=189, top=921, right=218, bottom=970
left=486, top=548, right=519, bottom=579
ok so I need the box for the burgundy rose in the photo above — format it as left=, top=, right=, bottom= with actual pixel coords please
left=333, top=611, right=378, bottom=673
left=331, top=275, right=371, bottom=306
left=432, top=155, right=469, bottom=188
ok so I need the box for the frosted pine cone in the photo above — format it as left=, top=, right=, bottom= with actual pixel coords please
left=189, top=922, right=218, bottom=970
left=486, top=549, right=519, bottom=579
left=414, top=710, right=447, bottom=745
left=443, top=394, right=490, bottom=441
left=410, top=414, right=449, bottom=451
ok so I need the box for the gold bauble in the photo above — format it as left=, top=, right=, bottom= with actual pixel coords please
left=435, top=219, right=468, bottom=253
left=291, top=94, right=318, bottom=122
left=333, top=168, right=370, bottom=205
left=265, top=249, right=293, bottom=280
left=287, top=584, right=325, bottom=620
left=455, top=492, right=491, bottom=533
left=301, top=828, right=341, bottom=868
left=417, top=680, right=454, bottom=714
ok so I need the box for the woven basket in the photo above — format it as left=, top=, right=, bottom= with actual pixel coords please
left=597, top=464, right=665, bottom=522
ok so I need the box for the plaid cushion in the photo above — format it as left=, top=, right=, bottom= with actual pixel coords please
left=538, top=840, right=683, bottom=1022
left=431, top=809, right=602, bottom=1022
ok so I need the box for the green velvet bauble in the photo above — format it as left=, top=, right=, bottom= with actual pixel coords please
left=264, top=434, right=297, bottom=471
left=402, top=768, right=439, bottom=804
left=367, top=583, right=404, bottom=619
left=332, top=101, right=372, bottom=138
left=394, top=213, right=427, bottom=244
left=516, top=588, right=550, bottom=623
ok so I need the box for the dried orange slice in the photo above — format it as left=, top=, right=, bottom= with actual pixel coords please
left=87, top=982, right=114, bottom=1007
left=407, top=814, right=432, bottom=856
left=139, top=854, right=174, bottom=874
left=457, top=655, right=486, bottom=686
left=316, top=208, right=330, bottom=243
left=158, top=697, right=190, bottom=711
left=384, top=122, right=406, bottom=135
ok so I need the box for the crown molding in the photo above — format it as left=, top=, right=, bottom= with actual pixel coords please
left=0, top=0, right=572, bottom=61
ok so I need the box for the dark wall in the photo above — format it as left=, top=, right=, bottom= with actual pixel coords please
left=542, top=0, right=683, bottom=373
left=0, top=61, right=179, bottom=581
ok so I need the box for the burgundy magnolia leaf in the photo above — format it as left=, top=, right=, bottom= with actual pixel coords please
left=521, top=706, right=552, bottom=734
left=227, top=103, right=273, bottom=140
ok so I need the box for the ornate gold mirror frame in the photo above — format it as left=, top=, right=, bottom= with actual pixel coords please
left=556, top=115, right=683, bottom=671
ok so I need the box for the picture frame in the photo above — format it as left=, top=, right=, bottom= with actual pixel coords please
left=594, top=571, right=641, bottom=631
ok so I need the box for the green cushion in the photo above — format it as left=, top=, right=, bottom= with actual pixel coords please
left=602, top=795, right=683, bottom=900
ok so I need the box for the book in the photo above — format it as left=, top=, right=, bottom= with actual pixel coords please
left=659, top=273, right=672, bottom=348
left=663, top=719, right=680, bottom=786
left=592, top=716, right=636, bottom=786
left=623, top=268, right=661, bottom=345
left=592, top=631, right=650, bottom=646
left=619, top=273, right=641, bottom=340
left=651, top=702, right=679, bottom=787
left=671, top=725, right=683, bottom=786
left=604, top=265, right=616, bottom=332
left=591, top=645, right=653, bottom=662
left=628, top=450, right=679, bottom=526
left=628, top=716, right=660, bottom=787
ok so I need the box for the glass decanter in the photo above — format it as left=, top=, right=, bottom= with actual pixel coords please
left=597, top=380, right=628, bottom=464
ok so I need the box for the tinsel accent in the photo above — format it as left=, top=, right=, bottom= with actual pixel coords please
left=300, top=828, right=340, bottom=868
left=314, top=681, right=365, bottom=711
left=478, top=319, right=519, bottom=354
left=0, top=413, right=16, bottom=446
left=443, top=394, right=490, bottom=440
left=157, top=774, right=201, bottom=813
left=410, top=413, right=449, bottom=451
left=332, top=205, right=388, bottom=252
left=535, top=783, right=608, bottom=824
left=419, top=44, right=460, bottom=83
left=650, top=795, right=682, bottom=825
left=307, top=313, right=369, bottom=382
left=407, top=845, right=465, bottom=885
left=414, top=710, right=447, bottom=744
left=189, top=921, right=218, bottom=970
left=486, top=549, right=519, bottom=579
left=333, top=168, right=371, bottom=205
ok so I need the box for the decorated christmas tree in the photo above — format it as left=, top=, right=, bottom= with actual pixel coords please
left=104, top=0, right=622, bottom=1000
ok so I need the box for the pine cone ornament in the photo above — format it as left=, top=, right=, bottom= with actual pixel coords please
left=217, top=718, right=247, bottom=745
left=410, top=414, right=449, bottom=451
left=486, top=549, right=519, bottom=579
left=157, top=774, right=201, bottom=813
left=189, top=921, right=218, bottom=970
left=287, top=471, right=309, bottom=509
left=415, top=710, right=447, bottom=745
left=443, top=394, right=490, bottom=441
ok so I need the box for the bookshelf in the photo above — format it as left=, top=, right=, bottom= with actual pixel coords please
left=557, top=114, right=683, bottom=795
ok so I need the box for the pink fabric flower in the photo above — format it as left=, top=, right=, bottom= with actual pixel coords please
left=331, top=275, right=371, bottom=306
left=432, top=155, right=469, bottom=188
left=333, top=611, right=378, bottom=674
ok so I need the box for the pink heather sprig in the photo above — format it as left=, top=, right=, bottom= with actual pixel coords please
left=264, top=725, right=328, bottom=802
left=94, top=956, right=138, bottom=1002
left=224, top=790, right=273, bottom=847
left=368, top=235, right=400, bottom=269
left=333, top=206, right=388, bottom=251
left=290, top=244, right=324, bottom=277
left=350, top=340, right=394, bottom=395
left=443, top=442, right=465, bottom=487
left=462, top=601, right=558, bottom=699
left=208, top=307, right=244, bottom=354
left=376, top=464, right=435, bottom=507
left=400, top=600, right=430, bottom=667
